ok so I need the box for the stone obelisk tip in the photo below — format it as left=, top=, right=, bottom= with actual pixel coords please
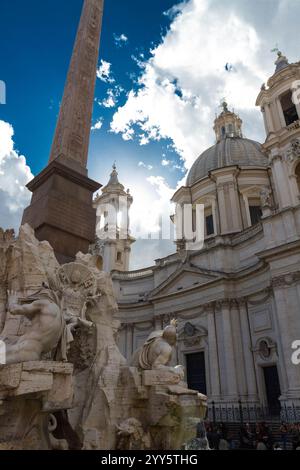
left=49, top=0, right=104, bottom=172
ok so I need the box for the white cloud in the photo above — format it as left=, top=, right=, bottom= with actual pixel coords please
left=138, top=161, right=153, bottom=170
left=96, top=60, right=115, bottom=83
left=91, top=118, right=104, bottom=131
left=98, top=86, right=124, bottom=109
left=0, top=120, right=33, bottom=230
left=104, top=0, right=300, bottom=269
left=129, top=174, right=175, bottom=240
left=101, top=90, right=117, bottom=108
left=122, top=128, right=135, bottom=141
left=161, top=157, right=185, bottom=173
left=111, top=0, right=300, bottom=171
left=114, top=33, right=128, bottom=47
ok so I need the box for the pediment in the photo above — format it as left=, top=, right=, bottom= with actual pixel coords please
left=149, top=265, right=219, bottom=299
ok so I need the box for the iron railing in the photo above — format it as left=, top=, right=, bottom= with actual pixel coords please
left=208, top=400, right=300, bottom=424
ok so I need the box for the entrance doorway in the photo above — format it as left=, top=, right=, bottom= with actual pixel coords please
left=186, top=352, right=207, bottom=394
left=263, top=365, right=281, bottom=414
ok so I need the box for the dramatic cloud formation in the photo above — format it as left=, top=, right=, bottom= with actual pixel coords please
left=109, top=0, right=300, bottom=268
left=111, top=0, right=300, bottom=171
left=0, top=120, right=33, bottom=231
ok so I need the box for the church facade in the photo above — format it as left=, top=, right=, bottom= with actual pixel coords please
left=94, top=52, right=300, bottom=418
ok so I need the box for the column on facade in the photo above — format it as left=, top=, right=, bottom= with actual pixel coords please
left=102, top=241, right=116, bottom=272
left=228, top=180, right=242, bottom=232
left=220, top=301, right=239, bottom=399
left=271, top=155, right=293, bottom=208
left=126, top=323, right=134, bottom=360
left=273, top=282, right=300, bottom=401
left=264, top=103, right=275, bottom=132
left=289, top=173, right=300, bottom=206
left=238, top=299, right=259, bottom=401
left=124, top=246, right=131, bottom=272
left=211, top=198, right=219, bottom=235
left=230, top=300, right=248, bottom=397
left=174, top=203, right=185, bottom=249
left=261, top=107, right=268, bottom=135
left=216, top=184, right=228, bottom=234
left=275, top=98, right=287, bottom=129
left=206, top=303, right=221, bottom=399
left=242, top=193, right=252, bottom=227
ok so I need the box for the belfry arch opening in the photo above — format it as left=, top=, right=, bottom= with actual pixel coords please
left=280, top=90, right=299, bottom=126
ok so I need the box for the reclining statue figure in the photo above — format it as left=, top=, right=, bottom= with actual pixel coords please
left=1, top=289, right=64, bottom=364
left=131, top=319, right=205, bottom=396
left=131, top=319, right=189, bottom=384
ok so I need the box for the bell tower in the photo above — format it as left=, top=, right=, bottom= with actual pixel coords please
left=256, top=51, right=300, bottom=209
left=93, top=165, right=135, bottom=272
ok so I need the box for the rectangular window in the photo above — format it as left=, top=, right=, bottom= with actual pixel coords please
left=249, top=205, right=262, bottom=225
left=263, top=365, right=281, bottom=414
left=186, top=352, right=207, bottom=395
left=205, top=214, right=214, bottom=236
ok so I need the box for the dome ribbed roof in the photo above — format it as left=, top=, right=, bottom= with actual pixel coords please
left=186, top=137, right=268, bottom=186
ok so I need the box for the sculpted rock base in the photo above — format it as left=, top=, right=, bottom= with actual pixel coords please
left=79, top=364, right=207, bottom=450
left=0, top=361, right=73, bottom=450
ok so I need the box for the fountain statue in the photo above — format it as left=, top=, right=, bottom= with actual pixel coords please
left=0, top=224, right=207, bottom=450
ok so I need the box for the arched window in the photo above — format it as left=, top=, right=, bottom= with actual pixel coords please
left=296, top=162, right=300, bottom=194
left=117, top=251, right=122, bottom=262
left=280, top=90, right=299, bottom=126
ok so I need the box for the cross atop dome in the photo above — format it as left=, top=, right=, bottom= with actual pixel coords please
left=221, top=100, right=229, bottom=113
left=99, top=163, right=133, bottom=201
left=214, top=102, right=243, bottom=142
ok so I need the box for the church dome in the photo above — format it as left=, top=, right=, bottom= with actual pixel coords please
left=186, top=136, right=268, bottom=186
left=186, top=102, right=268, bottom=186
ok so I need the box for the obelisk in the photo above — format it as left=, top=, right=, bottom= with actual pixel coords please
left=22, top=0, right=104, bottom=263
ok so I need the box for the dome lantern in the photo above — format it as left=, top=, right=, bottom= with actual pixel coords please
left=274, top=51, right=289, bottom=73
left=213, top=101, right=243, bottom=142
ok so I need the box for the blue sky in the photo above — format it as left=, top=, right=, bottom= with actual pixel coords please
left=0, top=0, right=179, bottom=177
left=1, top=0, right=300, bottom=268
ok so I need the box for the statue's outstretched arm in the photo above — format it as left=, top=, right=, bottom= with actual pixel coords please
left=9, top=301, right=41, bottom=319
left=7, top=291, right=41, bottom=319
left=152, top=344, right=172, bottom=369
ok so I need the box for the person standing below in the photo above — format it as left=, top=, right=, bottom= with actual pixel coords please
left=239, top=425, right=253, bottom=449
left=256, top=439, right=267, bottom=450
left=291, top=423, right=300, bottom=450
left=279, top=422, right=288, bottom=450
